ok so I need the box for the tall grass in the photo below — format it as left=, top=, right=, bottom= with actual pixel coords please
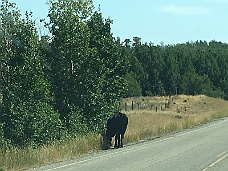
left=123, top=95, right=228, bottom=144
left=1, top=95, right=228, bottom=171
left=0, top=134, right=100, bottom=171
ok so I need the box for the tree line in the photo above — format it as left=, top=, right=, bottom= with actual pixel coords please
left=126, top=38, right=228, bottom=99
left=0, top=0, right=228, bottom=147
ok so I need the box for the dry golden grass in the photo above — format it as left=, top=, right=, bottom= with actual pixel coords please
left=0, top=134, right=100, bottom=171
left=1, top=95, right=228, bottom=171
left=123, top=95, right=228, bottom=144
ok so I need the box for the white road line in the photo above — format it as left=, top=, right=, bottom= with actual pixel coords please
left=45, top=150, right=121, bottom=171
left=217, top=151, right=227, bottom=158
left=201, top=151, right=228, bottom=171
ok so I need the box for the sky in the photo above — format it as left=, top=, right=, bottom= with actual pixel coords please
left=6, top=0, right=228, bottom=45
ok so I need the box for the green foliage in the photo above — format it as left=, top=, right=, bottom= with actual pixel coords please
left=47, top=0, right=93, bottom=131
left=3, top=101, right=60, bottom=146
left=125, top=73, right=142, bottom=97
left=0, top=0, right=60, bottom=146
left=47, top=0, right=128, bottom=133
left=180, top=72, right=213, bottom=95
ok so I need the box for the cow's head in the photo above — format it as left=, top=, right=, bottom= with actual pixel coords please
left=100, top=129, right=111, bottom=150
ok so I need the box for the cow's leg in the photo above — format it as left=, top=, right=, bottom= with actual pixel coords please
left=114, top=134, right=120, bottom=148
left=120, top=134, right=123, bottom=148
left=114, top=135, right=118, bottom=148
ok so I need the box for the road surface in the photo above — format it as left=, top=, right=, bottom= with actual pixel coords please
left=28, top=118, right=228, bottom=171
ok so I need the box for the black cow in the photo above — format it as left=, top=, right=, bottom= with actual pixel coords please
left=101, top=112, right=128, bottom=149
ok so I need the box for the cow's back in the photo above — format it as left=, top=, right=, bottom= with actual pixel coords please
left=106, top=112, right=128, bottom=137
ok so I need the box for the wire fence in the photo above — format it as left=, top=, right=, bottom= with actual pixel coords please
left=119, top=97, right=174, bottom=112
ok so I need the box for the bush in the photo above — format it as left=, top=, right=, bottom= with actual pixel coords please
left=1, top=102, right=61, bottom=146
left=206, top=89, right=225, bottom=99
left=125, top=73, right=142, bottom=97
left=67, top=106, right=89, bottom=137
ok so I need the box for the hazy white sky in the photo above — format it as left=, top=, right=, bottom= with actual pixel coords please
left=9, top=0, right=228, bottom=45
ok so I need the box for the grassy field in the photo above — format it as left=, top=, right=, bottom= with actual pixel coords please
left=123, top=95, right=228, bottom=144
left=1, top=95, right=228, bottom=171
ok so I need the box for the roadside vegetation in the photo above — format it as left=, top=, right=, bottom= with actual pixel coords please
left=1, top=95, right=228, bottom=171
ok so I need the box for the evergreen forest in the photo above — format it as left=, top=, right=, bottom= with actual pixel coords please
left=0, top=0, right=228, bottom=147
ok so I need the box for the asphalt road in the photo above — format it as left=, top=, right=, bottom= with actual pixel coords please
left=28, top=118, right=228, bottom=171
